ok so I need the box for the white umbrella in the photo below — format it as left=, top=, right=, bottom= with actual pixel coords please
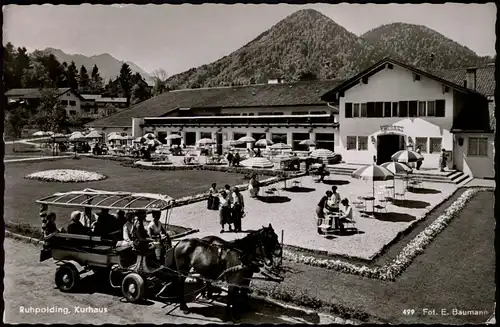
left=270, top=143, right=292, bottom=150
left=197, top=138, right=216, bottom=145
left=68, top=132, right=86, bottom=141
left=391, top=150, right=424, bottom=163
left=85, top=131, right=103, bottom=139
left=108, top=134, right=124, bottom=141
left=254, top=139, right=274, bottom=148
left=240, top=157, right=274, bottom=169
left=309, top=148, right=337, bottom=159
left=380, top=161, right=412, bottom=193
left=107, top=132, right=121, bottom=138
left=143, top=133, right=156, bottom=139
left=166, top=134, right=182, bottom=140
left=238, top=136, right=256, bottom=143
left=134, top=136, right=146, bottom=143
left=223, top=140, right=243, bottom=147
left=299, top=139, right=316, bottom=146
left=351, top=164, right=395, bottom=214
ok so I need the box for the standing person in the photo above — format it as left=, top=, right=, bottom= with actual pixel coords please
left=218, top=190, right=233, bottom=233
left=231, top=187, right=245, bottom=232
left=416, top=147, right=423, bottom=170
left=316, top=191, right=333, bottom=234
left=207, top=183, right=217, bottom=210
left=234, top=152, right=241, bottom=166
left=248, top=173, right=260, bottom=198
left=226, top=151, right=234, bottom=167
left=439, top=149, right=447, bottom=172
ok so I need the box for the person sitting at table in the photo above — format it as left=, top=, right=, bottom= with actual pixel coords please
left=334, top=199, right=353, bottom=233
left=316, top=190, right=333, bottom=234
left=325, top=186, right=341, bottom=213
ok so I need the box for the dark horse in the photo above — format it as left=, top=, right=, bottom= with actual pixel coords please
left=169, top=224, right=282, bottom=320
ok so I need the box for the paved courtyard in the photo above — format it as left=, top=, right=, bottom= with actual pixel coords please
left=165, top=174, right=457, bottom=260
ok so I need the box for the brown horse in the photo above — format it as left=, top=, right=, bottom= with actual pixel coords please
left=169, top=225, right=281, bottom=320
left=201, top=224, right=283, bottom=311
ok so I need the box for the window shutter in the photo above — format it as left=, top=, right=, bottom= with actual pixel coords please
left=345, top=102, right=353, bottom=118
left=435, top=100, right=445, bottom=117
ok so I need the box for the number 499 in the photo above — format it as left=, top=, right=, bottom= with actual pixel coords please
left=403, top=309, right=416, bottom=315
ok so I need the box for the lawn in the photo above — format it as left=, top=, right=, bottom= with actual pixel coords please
left=4, top=157, right=247, bottom=227
left=252, top=190, right=495, bottom=324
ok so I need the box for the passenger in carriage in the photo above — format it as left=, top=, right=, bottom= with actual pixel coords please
left=122, top=212, right=135, bottom=243
left=45, top=212, right=59, bottom=235
left=93, top=209, right=117, bottom=238
left=147, top=211, right=171, bottom=261
left=133, top=211, right=153, bottom=254
left=67, top=211, right=91, bottom=235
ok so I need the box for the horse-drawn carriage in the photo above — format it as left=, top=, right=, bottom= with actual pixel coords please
left=37, top=188, right=285, bottom=319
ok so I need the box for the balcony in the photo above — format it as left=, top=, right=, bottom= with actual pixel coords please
left=143, top=114, right=338, bottom=129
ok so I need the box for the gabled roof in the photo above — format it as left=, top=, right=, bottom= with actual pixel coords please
left=5, top=87, right=85, bottom=100
left=433, top=64, right=495, bottom=97
left=321, top=58, right=487, bottom=102
left=81, top=94, right=102, bottom=100
left=87, top=79, right=343, bottom=128
left=95, top=97, right=127, bottom=103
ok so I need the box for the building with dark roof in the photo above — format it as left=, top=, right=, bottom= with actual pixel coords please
left=321, top=58, right=494, bottom=178
left=88, top=79, right=342, bottom=151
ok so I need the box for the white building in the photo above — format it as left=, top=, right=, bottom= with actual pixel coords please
left=6, top=88, right=84, bottom=117
left=321, top=58, right=494, bottom=178
left=87, top=80, right=341, bottom=151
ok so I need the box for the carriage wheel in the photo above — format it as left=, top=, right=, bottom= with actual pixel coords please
left=121, top=273, right=145, bottom=303
left=55, top=264, right=80, bottom=292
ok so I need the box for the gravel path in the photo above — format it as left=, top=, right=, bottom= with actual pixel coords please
left=4, top=238, right=342, bottom=325
left=167, top=175, right=456, bottom=259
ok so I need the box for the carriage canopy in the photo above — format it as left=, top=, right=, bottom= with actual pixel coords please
left=35, top=188, right=174, bottom=211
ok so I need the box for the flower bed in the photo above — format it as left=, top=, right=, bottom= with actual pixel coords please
left=24, top=169, right=107, bottom=183
left=282, top=187, right=486, bottom=281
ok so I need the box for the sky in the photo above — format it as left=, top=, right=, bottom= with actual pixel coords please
left=3, top=3, right=497, bottom=76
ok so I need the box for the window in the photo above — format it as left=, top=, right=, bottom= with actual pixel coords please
left=347, top=136, right=357, bottom=150
left=418, top=101, right=426, bottom=116
left=248, top=113, right=254, bottom=116
left=384, top=102, right=392, bottom=117
left=316, top=133, right=335, bottom=151
left=468, top=137, right=488, bottom=156
left=353, top=103, right=360, bottom=117
left=61, top=100, right=68, bottom=105
left=69, top=110, right=76, bottom=115
left=367, top=102, right=375, bottom=117
left=374, top=102, right=384, bottom=117
left=435, top=100, right=445, bottom=117
left=409, top=101, right=418, bottom=117
left=345, top=102, right=353, bottom=118
left=200, top=132, right=212, bottom=139
left=427, top=101, right=435, bottom=116
left=399, top=101, right=408, bottom=117
left=185, top=132, right=196, bottom=146
left=392, top=102, right=398, bottom=117
left=242, top=113, right=247, bottom=116
left=360, top=103, right=367, bottom=117
left=358, top=136, right=368, bottom=150
left=429, top=138, right=442, bottom=153
left=69, top=100, right=76, bottom=106
left=415, top=137, right=428, bottom=153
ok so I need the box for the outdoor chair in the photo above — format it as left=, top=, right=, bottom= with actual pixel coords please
left=292, top=178, right=302, bottom=188
left=373, top=198, right=388, bottom=213
left=264, top=185, right=280, bottom=196
left=394, top=188, right=406, bottom=201
left=342, top=214, right=358, bottom=233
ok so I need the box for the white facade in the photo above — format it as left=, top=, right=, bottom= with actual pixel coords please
left=337, top=65, right=459, bottom=169
left=58, top=90, right=82, bottom=116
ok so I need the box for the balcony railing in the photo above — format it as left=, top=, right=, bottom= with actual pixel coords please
left=143, top=114, right=338, bottom=129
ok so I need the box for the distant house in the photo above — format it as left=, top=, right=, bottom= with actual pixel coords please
left=80, top=94, right=128, bottom=119
left=5, top=88, right=85, bottom=117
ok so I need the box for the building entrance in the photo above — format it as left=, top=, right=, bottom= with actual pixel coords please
left=377, top=134, right=405, bottom=164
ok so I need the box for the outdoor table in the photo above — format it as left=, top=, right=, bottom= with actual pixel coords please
left=384, top=185, right=395, bottom=198
left=360, top=196, right=376, bottom=216
left=319, top=212, right=341, bottom=232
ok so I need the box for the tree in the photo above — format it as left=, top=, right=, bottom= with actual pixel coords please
left=65, top=61, right=79, bottom=90
left=130, top=82, right=151, bottom=105
left=152, top=68, right=168, bottom=96
left=79, top=65, right=90, bottom=93
left=21, top=50, right=53, bottom=88
left=15, top=47, right=31, bottom=88
left=90, top=64, right=103, bottom=93
left=33, top=89, right=70, bottom=133
left=4, top=42, right=17, bottom=90
left=118, top=63, right=133, bottom=104
left=5, top=100, right=33, bottom=138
